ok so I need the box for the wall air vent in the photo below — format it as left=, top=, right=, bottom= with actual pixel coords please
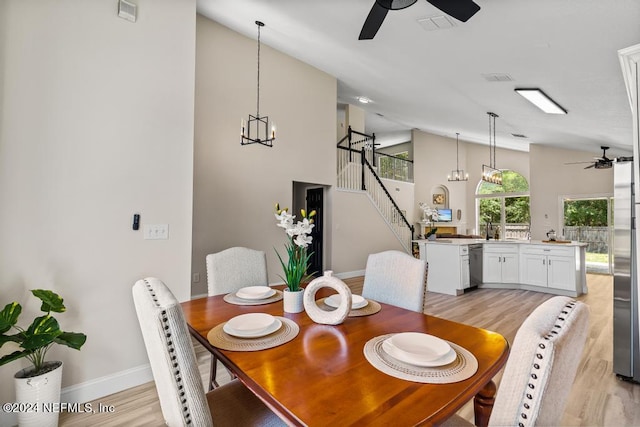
left=118, top=0, right=137, bottom=23
left=482, top=73, right=513, bottom=82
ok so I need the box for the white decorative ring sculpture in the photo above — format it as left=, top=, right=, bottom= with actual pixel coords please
left=303, top=270, right=352, bottom=325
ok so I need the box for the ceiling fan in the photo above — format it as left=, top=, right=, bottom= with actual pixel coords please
left=359, top=0, right=481, bottom=40
left=565, top=146, right=613, bottom=169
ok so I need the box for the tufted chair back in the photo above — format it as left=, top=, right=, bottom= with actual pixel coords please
left=362, top=250, right=427, bottom=313
left=206, top=247, right=268, bottom=296
left=489, top=296, right=590, bottom=427
left=132, top=278, right=213, bottom=427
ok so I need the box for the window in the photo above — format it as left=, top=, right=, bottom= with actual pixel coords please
left=476, top=170, right=530, bottom=239
left=377, top=151, right=413, bottom=182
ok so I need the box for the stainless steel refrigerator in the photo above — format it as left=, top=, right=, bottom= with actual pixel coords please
left=613, top=159, right=640, bottom=382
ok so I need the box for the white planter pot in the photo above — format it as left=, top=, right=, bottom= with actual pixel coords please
left=283, top=288, right=305, bottom=313
left=14, top=361, right=63, bottom=427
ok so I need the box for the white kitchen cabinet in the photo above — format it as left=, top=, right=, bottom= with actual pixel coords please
left=412, top=239, right=587, bottom=297
left=424, top=243, right=470, bottom=296
left=483, top=244, right=519, bottom=284
left=520, top=245, right=576, bottom=291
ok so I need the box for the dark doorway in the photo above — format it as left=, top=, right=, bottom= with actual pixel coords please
left=306, top=188, right=323, bottom=277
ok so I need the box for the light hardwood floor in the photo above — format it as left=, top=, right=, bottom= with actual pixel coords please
left=60, top=274, right=640, bottom=426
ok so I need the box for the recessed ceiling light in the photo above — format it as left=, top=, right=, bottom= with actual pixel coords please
left=515, top=88, right=567, bottom=114
left=357, top=96, right=372, bottom=104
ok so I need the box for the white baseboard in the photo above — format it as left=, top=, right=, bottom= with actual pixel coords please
left=0, top=364, right=153, bottom=427
left=61, top=363, right=153, bottom=403
left=333, top=270, right=365, bottom=279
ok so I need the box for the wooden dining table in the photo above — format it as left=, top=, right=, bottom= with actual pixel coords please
left=182, top=286, right=510, bottom=426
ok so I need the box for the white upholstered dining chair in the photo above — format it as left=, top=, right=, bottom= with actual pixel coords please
left=132, top=277, right=284, bottom=427
left=206, top=247, right=268, bottom=296
left=361, top=250, right=427, bottom=313
left=205, top=246, right=268, bottom=389
left=442, top=295, right=590, bottom=427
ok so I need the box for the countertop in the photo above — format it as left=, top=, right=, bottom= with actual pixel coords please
left=412, top=238, right=588, bottom=247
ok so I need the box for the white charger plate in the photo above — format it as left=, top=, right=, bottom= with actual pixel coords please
left=389, top=332, right=451, bottom=361
left=223, top=313, right=280, bottom=338
left=236, top=286, right=276, bottom=300
left=382, top=339, right=457, bottom=367
left=325, top=294, right=368, bottom=310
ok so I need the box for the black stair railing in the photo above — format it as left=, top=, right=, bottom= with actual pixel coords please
left=337, top=127, right=414, bottom=250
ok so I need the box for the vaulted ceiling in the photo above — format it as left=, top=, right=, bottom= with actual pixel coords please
left=197, top=0, right=640, bottom=156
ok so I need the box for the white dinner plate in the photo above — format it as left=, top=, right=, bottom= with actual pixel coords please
left=325, top=294, right=368, bottom=310
left=389, top=332, right=451, bottom=361
left=235, top=286, right=276, bottom=300
left=225, top=312, right=274, bottom=333
left=223, top=314, right=282, bottom=338
left=382, top=339, right=457, bottom=367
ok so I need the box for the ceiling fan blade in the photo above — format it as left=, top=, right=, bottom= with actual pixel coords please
left=426, top=0, right=480, bottom=22
left=359, top=2, right=389, bottom=40
left=584, top=164, right=596, bottom=169
left=376, top=0, right=418, bottom=10
left=564, top=161, right=594, bottom=165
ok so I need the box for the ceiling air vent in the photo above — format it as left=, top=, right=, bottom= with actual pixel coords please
left=417, top=15, right=456, bottom=31
left=511, top=133, right=528, bottom=138
left=118, top=0, right=137, bottom=23
left=482, top=73, right=513, bottom=82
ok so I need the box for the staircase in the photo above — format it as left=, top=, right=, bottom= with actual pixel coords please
left=337, top=127, right=414, bottom=252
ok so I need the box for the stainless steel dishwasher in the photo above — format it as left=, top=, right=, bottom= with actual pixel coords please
left=469, top=244, right=483, bottom=287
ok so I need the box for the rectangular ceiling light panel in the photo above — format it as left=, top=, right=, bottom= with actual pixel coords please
left=515, top=88, right=567, bottom=114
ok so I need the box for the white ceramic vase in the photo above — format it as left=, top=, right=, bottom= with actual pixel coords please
left=283, top=288, right=305, bottom=313
left=14, top=361, right=63, bottom=427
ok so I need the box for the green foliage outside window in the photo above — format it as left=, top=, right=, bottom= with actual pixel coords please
left=564, top=199, right=608, bottom=226
left=478, top=170, right=529, bottom=195
left=478, top=170, right=530, bottom=224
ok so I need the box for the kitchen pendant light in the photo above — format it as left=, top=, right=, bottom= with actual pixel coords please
left=241, top=21, right=276, bottom=147
left=447, top=133, right=468, bottom=182
left=481, top=112, right=502, bottom=185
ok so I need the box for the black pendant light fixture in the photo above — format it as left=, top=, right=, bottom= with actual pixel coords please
left=241, top=21, right=275, bottom=147
left=481, top=112, right=502, bottom=185
left=447, top=132, right=468, bottom=182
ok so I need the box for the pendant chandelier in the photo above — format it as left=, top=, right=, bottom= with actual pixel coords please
left=481, top=112, right=502, bottom=185
left=241, top=21, right=275, bottom=147
left=447, top=132, right=468, bottom=182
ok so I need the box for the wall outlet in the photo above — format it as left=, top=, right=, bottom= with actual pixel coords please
left=193, top=273, right=200, bottom=283
left=144, top=224, right=169, bottom=240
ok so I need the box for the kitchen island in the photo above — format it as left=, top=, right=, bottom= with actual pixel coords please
left=414, top=239, right=588, bottom=297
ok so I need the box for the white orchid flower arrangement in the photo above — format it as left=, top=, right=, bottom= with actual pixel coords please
left=274, top=203, right=316, bottom=292
left=418, top=202, right=439, bottom=238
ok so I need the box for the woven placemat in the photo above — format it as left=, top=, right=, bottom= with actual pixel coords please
left=316, top=298, right=382, bottom=317
left=363, top=334, right=478, bottom=384
left=207, top=317, right=299, bottom=351
left=223, top=290, right=283, bottom=306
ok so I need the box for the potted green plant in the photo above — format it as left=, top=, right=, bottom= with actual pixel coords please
left=0, top=289, right=87, bottom=427
left=274, top=203, right=316, bottom=313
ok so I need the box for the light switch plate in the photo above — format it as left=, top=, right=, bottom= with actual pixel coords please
left=144, top=224, right=168, bottom=240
